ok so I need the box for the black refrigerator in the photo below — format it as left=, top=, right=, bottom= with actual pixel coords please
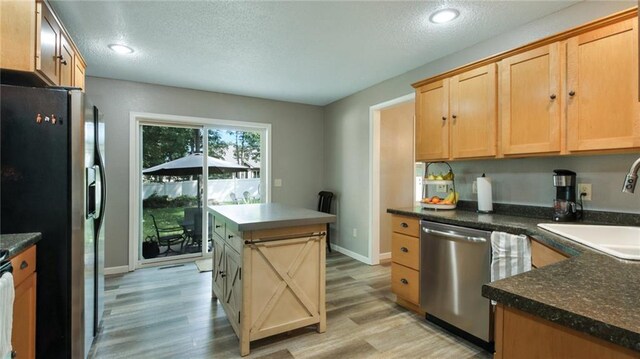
left=0, top=84, right=106, bottom=359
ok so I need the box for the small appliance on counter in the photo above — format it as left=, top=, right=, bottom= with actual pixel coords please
left=420, top=161, right=458, bottom=210
left=552, top=169, right=578, bottom=222
left=477, top=173, right=493, bottom=213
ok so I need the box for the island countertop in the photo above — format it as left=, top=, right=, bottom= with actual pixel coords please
left=209, top=203, right=336, bottom=232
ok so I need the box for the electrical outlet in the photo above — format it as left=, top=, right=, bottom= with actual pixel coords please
left=578, top=183, right=592, bottom=201
left=352, top=228, right=357, bottom=238
left=436, top=184, right=448, bottom=192
left=472, top=180, right=478, bottom=194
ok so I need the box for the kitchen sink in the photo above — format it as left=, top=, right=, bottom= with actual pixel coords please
left=537, top=223, right=640, bottom=261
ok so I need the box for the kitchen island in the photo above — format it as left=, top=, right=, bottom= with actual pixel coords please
left=208, top=203, right=335, bottom=356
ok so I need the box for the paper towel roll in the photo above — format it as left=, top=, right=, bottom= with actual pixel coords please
left=477, top=175, right=493, bottom=213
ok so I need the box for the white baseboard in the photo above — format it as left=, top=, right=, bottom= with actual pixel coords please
left=330, top=244, right=372, bottom=264
left=104, top=265, right=129, bottom=275
left=379, top=252, right=391, bottom=260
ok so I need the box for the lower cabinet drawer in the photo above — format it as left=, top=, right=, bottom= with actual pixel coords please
left=391, top=216, right=420, bottom=238
left=391, top=233, right=419, bottom=270
left=10, top=245, right=36, bottom=287
left=391, top=262, right=419, bottom=304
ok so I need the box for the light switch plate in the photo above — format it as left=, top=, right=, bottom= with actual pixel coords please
left=274, top=179, right=282, bottom=187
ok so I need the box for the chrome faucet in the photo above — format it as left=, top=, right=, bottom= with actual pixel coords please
left=622, top=157, right=640, bottom=193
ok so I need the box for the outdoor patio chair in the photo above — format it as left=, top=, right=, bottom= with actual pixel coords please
left=150, top=214, right=186, bottom=255
left=182, top=208, right=213, bottom=252
left=318, top=191, right=334, bottom=252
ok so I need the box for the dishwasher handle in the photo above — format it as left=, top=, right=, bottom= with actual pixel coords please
left=422, top=227, right=487, bottom=243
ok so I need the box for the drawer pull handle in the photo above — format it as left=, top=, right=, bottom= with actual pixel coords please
left=20, top=261, right=28, bottom=270
left=401, top=222, right=408, bottom=228
left=400, top=278, right=408, bottom=285
left=228, top=234, right=234, bottom=239
left=215, top=225, right=222, bottom=228
left=400, top=247, right=408, bottom=253
left=219, top=270, right=226, bottom=278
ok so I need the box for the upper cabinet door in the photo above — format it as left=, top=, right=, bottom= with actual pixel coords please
left=74, top=56, right=86, bottom=91
left=450, top=63, right=498, bottom=159
left=36, top=2, right=60, bottom=84
left=501, top=44, right=561, bottom=155
left=567, top=18, right=640, bottom=152
left=415, top=79, right=450, bottom=161
left=59, top=32, right=75, bottom=87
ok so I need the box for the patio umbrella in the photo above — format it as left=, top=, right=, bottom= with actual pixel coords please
left=143, top=152, right=248, bottom=176
left=143, top=153, right=248, bottom=205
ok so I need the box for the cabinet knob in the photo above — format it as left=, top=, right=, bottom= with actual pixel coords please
left=219, top=270, right=226, bottom=278
left=550, top=94, right=556, bottom=100
left=569, top=91, right=576, bottom=97
left=401, top=222, right=408, bottom=228
left=452, top=114, right=457, bottom=119
left=215, top=225, right=221, bottom=228
left=228, top=234, right=234, bottom=239
left=400, top=278, right=408, bottom=285
left=441, top=116, right=447, bottom=121
left=400, top=247, right=408, bottom=253
left=20, top=260, right=28, bottom=270
left=61, top=60, right=67, bottom=65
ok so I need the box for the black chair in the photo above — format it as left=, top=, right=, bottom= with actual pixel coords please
left=318, top=191, right=334, bottom=252
left=150, top=214, right=186, bottom=255
left=182, top=208, right=213, bottom=252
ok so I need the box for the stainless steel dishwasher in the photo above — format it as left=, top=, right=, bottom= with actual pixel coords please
left=420, top=220, right=493, bottom=345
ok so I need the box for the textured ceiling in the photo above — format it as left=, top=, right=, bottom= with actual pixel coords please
left=50, top=1, right=581, bottom=106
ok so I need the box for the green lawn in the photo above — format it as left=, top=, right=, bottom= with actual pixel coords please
left=142, top=207, right=185, bottom=239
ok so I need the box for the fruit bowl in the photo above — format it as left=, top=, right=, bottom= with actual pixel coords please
left=421, top=202, right=456, bottom=210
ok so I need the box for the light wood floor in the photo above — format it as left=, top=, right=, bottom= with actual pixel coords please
left=90, top=252, right=491, bottom=358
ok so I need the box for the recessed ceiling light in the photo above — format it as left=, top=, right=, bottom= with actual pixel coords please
left=108, top=44, right=134, bottom=54
left=429, top=9, right=460, bottom=24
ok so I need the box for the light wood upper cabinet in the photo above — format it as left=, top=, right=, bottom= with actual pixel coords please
left=450, top=63, right=498, bottom=159
left=0, top=0, right=86, bottom=88
left=0, top=0, right=36, bottom=71
left=415, top=79, right=449, bottom=161
left=501, top=43, right=561, bottom=155
left=566, top=18, right=640, bottom=152
left=59, top=31, right=75, bottom=87
left=36, top=1, right=61, bottom=84
left=74, top=55, right=86, bottom=91
left=413, top=9, right=639, bottom=160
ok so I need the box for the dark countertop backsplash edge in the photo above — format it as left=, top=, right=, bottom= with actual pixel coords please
left=455, top=200, right=640, bottom=226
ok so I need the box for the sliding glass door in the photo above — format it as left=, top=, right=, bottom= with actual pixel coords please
left=140, top=124, right=204, bottom=262
left=134, top=114, right=269, bottom=267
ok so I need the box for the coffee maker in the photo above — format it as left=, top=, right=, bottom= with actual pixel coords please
left=552, top=169, right=577, bottom=222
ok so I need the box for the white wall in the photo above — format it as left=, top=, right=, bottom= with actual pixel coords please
left=324, top=2, right=637, bottom=258
left=86, top=77, right=324, bottom=267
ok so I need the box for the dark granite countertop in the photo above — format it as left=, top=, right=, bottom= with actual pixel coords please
left=387, top=206, right=640, bottom=352
left=0, top=232, right=41, bottom=258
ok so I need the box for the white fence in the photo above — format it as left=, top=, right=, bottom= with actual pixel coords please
left=143, top=178, right=260, bottom=203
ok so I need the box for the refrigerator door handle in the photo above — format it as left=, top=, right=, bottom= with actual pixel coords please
left=95, top=163, right=106, bottom=230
